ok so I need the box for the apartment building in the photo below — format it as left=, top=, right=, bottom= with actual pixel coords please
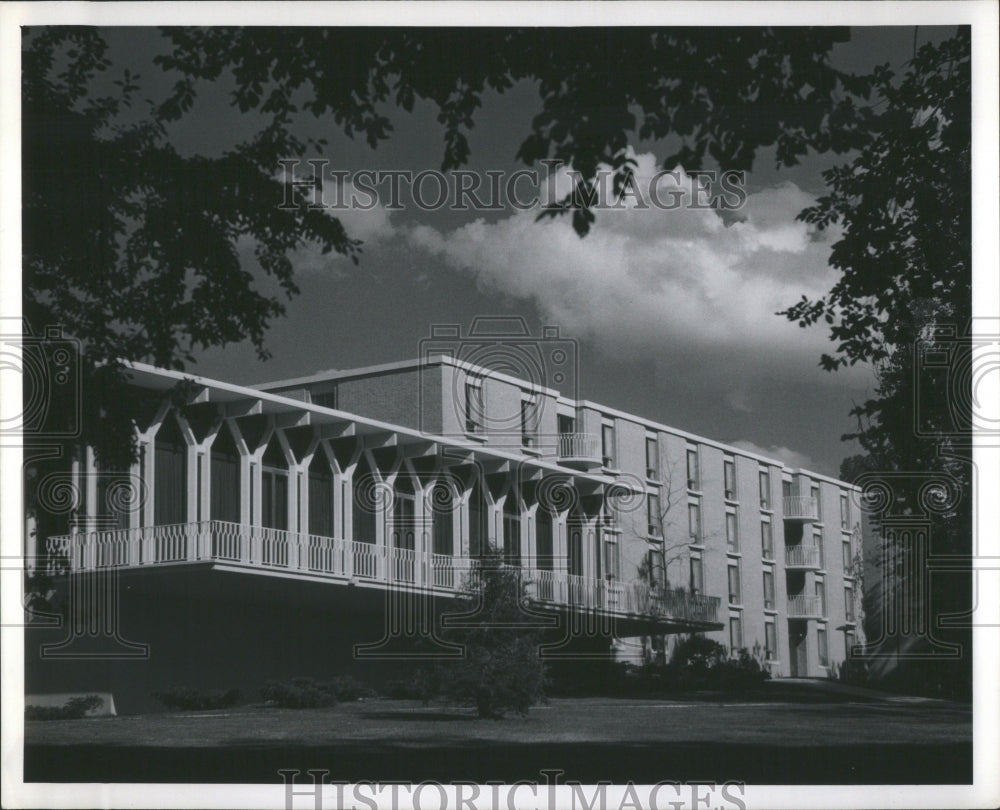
left=26, top=353, right=865, bottom=707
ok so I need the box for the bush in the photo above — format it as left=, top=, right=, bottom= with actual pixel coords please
left=437, top=555, right=547, bottom=718
left=327, top=674, right=376, bottom=702
left=261, top=677, right=337, bottom=708
left=152, top=686, right=242, bottom=711
left=380, top=668, right=439, bottom=701
left=26, top=695, right=103, bottom=720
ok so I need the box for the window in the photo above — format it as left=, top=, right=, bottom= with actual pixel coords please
left=759, top=469, right=771, bottom=509
left=688, top=502, right=701, bottom=543
left=763, top=569, right=775, bottom=610
left=312, top=389, right=338, bottom=409
left=601, top=423, right=616, bottom=468
left=844, top=585, right=855, bottom=622
left=817, top=626, right=829, bottom=667
left=558, top=413, right=575, bottom=435
left=782, top=479, right=793, bottom=499
left=840, top=493, right=850, bottom=529
left=645, top=436, right=659, bottom=480
left=603, top=538, right=620, bottom=580
left=726, top=510, right=739, bottom=552
left=845, top=628, right=856, bottom=658
left=811, top=483, right=821, bottom=520
left=761, top=521, right=774, bottom=559
left=647, top=547, right=665, bottom=589
left=765, top=621, right=778, bottom=660
left=689, top=556, right=703, bottom=595
left=815, top=580, right=826, bottom=615
left=464, top=377, right=483, bottom=434
left=842, top=538, right=853, bottom=572
left=520, top=397, right=538, bottom=448
left=647, top=492, right=661, bottom=537
left=729, top=615, right=743, bottom=652
left=814, top=529, right=825, bottom=568
left=724, top=458, right=736, bottom=500
left=686, top=448, right=700, bottom=490
left=728, top=561, right=742, bottom=605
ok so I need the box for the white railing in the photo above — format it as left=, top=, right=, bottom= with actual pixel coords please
left=784, top=545, right=822, bottom=568
left=44, top=521, right=722, bottom=626
left=787, top=595, right=824, bottom=617
left=557, top=433, right=601, bottom=461
left=783, top=495, right=819, bottom=520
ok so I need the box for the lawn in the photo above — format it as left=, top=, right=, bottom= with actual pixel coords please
left=24, top=695, right=972, bottom=784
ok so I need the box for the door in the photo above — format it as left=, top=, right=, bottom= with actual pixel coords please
left=789, top=622, right=808, bottom=677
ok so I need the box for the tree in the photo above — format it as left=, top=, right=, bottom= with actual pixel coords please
left=21, top=26, right=875, bottom=468
left=781, top=30, right=972, bottom=697
left=437, top=553, right=547, bottom=718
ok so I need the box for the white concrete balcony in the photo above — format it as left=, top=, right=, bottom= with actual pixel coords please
left=784, top=545, right=822, bottom=569
left=782, top=494, right=819, bottom=521
left=556, top=432, right=602, bottom=469
left=44, top=521, right=722, bottom=631
left=787, top=595, right=824, bottom=618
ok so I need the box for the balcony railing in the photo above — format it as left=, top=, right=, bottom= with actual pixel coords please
left=784, top=545, right=822, bottom=569
left=787, top=594, right=824, bottom=617
left=557, top=433, right=601, bottom=463
left=44, top=521, right=721, bottom=628
left=783, top=494, right=819, bottom=521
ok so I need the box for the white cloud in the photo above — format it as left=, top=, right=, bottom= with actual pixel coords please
left=405, top=151, right=865, bottom=391
left=729, top=440, right=816, bottom=472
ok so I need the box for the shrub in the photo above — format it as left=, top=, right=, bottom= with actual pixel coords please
left=26, top=695, right=103, bottom=720
left=437, top=554, right=547, bottom=718
left=328, top=674, right=376, bottom=702
left=152, top=686, right=242, bottom=711
left=381, top=668, right=438, bottom=702
left=261, top=677, right=337, bottom=708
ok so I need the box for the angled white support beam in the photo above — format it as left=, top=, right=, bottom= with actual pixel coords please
left=273, top=411, right=310, bottom=430
left=221, top=399, right=263, bottom=418
left=316, top=421, right=355, bottom=440
left=362, top=430, right=398, bottom=450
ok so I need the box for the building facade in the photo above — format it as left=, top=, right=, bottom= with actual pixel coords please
left=26, top=354, right=866, bottom=708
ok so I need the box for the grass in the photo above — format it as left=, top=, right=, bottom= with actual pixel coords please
left=25, top=695, right=972, bottom=784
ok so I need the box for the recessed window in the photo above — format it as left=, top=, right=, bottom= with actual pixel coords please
left=729, top=615, right=743, bottom=652
left=815, top=579, right=826, bottom=615
left=520, top=396, right=538, bottom=448
left=814, top=529, right=825, bottom=568
left=817, top=626, right=829, bottom=666
left=765, top=621, right=778, bottom=661
left=645, top=436, right=659, bottom=480
left=312, top=389, right=338, bottom=409
left=842, top=538, right=853, bottom=571
left=840, top=493, right=850, bottom=529
left=763, top=569, right=775, bottom=610
left=726, top=510, right=739, bottom=552
left=688, top=502, right=701, bottom=543
left=845, top=628, right=856, bottom=658
left=647, top=492, right=661, bottom=537
left=724, top=458, right=736, bottom=501
left=761, top=521, right=774, bottom=559
left=844, top=585, right=855, bottom=622
left=601, top=422, right=616, bottom=468
left=728, top=561, right=742, bottom=605
left=689, top=556, right=703, bottom=594
left=686, top=447, right=700, bottom=490
left=464, top=377, right=484, bottom=434
left=759, top=469, right=770, bottom=509
left=811, top=483, right=822, bottom=520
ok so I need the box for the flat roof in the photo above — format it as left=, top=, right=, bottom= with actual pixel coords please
left=251, top=355, right=857, bottom=488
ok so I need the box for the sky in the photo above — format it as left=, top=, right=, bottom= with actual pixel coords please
left=54, top=26, right=961, bottom=477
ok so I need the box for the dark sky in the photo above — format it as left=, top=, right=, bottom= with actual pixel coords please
left=50, top=25, right=960, bottom=476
